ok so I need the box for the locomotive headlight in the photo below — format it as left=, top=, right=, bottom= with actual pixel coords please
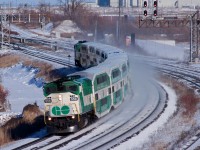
left=71, top=115, right=75, bottom=119
left=48, top=117, right=52, bottom=121
left=58, top=95, right=62, bottom=101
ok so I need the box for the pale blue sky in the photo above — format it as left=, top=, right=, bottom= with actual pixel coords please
left=0, top=0, right=95, bottom=6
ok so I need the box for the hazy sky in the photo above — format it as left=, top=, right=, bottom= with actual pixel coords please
left=0, top=0, right=60, bottom=6
left=0, top=0, right=95, bottom=6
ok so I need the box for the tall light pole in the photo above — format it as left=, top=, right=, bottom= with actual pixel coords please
left=117, top=0, right=121, bottom=44
left=190, top=15, right=193, bottom=62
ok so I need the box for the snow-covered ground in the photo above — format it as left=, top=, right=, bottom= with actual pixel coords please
left=1, top=63, right=44, bottom=113
left=1, top=22, right=200, bottom=149
left=114, top=82, right=177, bottom=149
left=30, top=23, right=53, bottom=36
left=136, top=39, right=188, bottom=61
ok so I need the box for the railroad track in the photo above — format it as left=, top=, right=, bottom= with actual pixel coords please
left=12, top=43, right=76, bottom=67
left=68, top=83, right=167, bottom=150
left=9, top=78, right=168, bottom=150
left=148, top=60, right=200, bottom=150
left=8, top=43, right=200, bottom=149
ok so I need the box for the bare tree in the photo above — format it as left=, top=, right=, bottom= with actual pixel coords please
left=58, top=0, right=85, bottom=20
left=38, top=2, right=50, bottom=15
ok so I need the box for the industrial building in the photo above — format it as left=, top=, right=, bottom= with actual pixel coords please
left=97, top=0, right=200, bottom=8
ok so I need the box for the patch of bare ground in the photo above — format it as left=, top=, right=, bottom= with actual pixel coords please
left=0, top=85, right=9, bottom=112
left=140, top=75, right=199, bottom=150
left=0, top=103, right=45, bottom=146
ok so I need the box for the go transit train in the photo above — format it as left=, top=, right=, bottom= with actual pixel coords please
left=43, top=41, right=130, bottom=133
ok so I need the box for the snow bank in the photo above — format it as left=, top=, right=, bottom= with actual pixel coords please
left=136, top=39, right=186, bottom=61
left=114, top=82, right=177, bottom=149
left=53, top=20, right=81, bottom=34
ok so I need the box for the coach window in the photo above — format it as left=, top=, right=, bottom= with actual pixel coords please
left=90, top=61, right=94, bottom=65
left=112, top=69, right=120, bottom=79
left=112, top=86, right=115, bottom=93
left=122, top=64, right=127, bottom=76
left=101, top=97, right=107, bottom=106
left=127, top=60, right=130, bottom=68
left=116, top=90, right=120, bottom=98
left=95, top=93, right=98, bottom=100
left=81, top=45, right=88, bottom=53
left=101, top=53, right=105, bottom=58
left=105, top=54, right=108, bottom=59
left=108, top=87, right=111, bottom=94
left=120, top=81, right=123, bottom=87
left=89, top=47, right=95, bottom=53
left=96, top=50, right=100, bottom=55
left=82, top=58, right=86, bottom=63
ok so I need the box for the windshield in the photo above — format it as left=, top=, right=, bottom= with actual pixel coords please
left=66, top=85, right=78, bottom=93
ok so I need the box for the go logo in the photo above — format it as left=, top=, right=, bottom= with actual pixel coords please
left=52, top=106, right=70, bottom=115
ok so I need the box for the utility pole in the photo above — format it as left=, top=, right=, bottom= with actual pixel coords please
left=94, top=19, right=97, bottom=42
left=0, top=3, right=10, bottom=50
left=117, top=0, right=121, bottom=44
left=190, top=10, right=200, bottom=62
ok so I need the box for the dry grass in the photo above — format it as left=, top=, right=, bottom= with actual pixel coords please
left=160, top=75, right=199, bottom=118
left=0, top=103, right=45, bottom=146
left=0, top=85, right=9, bottom=112
left=142, top=74, right=200, bottom=149
left=23, top=59, right=55, bottom=81
left=0, top=54, right=21, bottom=68
left=22, top=103, right=43, bottom=123
left=0, top=54, right=57, bottom=81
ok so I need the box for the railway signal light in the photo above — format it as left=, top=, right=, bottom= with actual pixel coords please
left=154, top=10, right=157, bottom=16
left=144, top=10, right=147, bottom=16
left=154, top=1, right=157, bottom=7
left=144, top=1, right=147, bottom=7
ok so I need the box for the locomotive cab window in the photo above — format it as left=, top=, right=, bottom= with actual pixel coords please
left=66, top=85, right=79, bottom=93
left=43, top=83, right=57, bottom=96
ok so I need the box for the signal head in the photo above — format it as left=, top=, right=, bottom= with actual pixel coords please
left=144, top=1, right=147, bottom=7
left=154, top=10, right=157, bottom=16
left=154, top=1, right=157, bottom=7
left=144, top=10, right=147, bottom=16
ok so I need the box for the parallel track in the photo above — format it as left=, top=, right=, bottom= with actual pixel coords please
left=13, top=44, right=75, bottom=67
left=9, top=42, right=200, bottom=149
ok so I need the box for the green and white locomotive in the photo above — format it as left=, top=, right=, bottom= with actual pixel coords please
left=43, top=41, right=130, bottom=133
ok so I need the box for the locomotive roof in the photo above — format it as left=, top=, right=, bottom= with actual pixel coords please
left=73, top=42, right=128, bottom=80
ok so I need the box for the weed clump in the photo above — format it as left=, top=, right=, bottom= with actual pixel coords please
left=0, top=103, right=45, bottom=146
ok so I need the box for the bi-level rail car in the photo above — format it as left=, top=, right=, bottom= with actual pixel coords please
left=43, top=41, right=130, bottom=133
